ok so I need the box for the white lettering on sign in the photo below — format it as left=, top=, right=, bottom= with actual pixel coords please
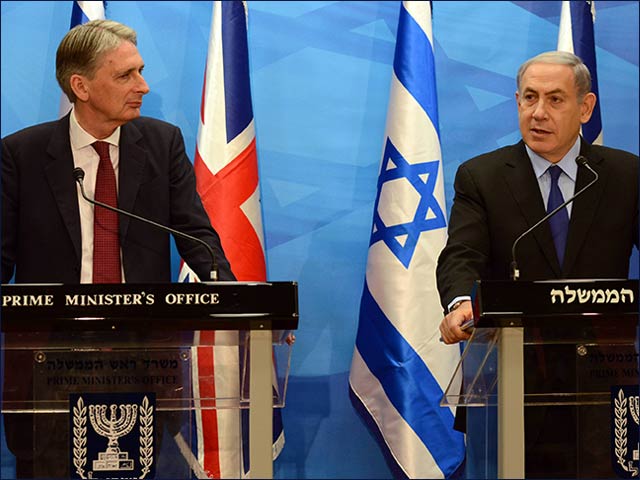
left=550, top=286, right=635, bottom=304
left=164, top=292, right=220, bottom=305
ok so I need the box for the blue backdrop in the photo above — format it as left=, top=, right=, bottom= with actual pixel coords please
left=1, top=1, right=638, bottom=478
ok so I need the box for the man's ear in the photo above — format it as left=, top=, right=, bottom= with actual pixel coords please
left=515, top=91, right=524, bottom=112
left=580, top=92, right=597, bottom=124
left=70, top=74, right=89, bottom=102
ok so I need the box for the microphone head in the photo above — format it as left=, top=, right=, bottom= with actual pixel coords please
left=73, top=167, right=85, bottom=182
left=575, top=155, right=588, bottom=167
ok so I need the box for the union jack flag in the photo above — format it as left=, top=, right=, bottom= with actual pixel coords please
left=178, top=1, right=283, bottom=477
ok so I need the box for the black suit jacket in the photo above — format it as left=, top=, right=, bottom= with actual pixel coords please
left=2, top=114, right=234, bottom=284
left=437, top=140, right=639, bottom=309
left=438, top=140, right=639, bottom=453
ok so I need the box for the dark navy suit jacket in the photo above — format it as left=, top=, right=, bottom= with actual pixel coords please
left=2, top=114, right=234, bottom=284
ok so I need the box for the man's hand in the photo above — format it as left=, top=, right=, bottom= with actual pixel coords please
left=439, top=300, right=473, bottom=344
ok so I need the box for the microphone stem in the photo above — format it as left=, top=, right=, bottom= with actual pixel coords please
left=76, top=177, right=219, bottom=281
left=510, top=163, right=599, bottom=281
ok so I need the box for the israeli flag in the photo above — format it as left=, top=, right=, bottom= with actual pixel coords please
left=558, top=0, right=603, bottom=144
left=349, top=2, right=465, bottom=478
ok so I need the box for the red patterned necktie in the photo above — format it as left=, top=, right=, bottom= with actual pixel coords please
left=92, top=141, right=121, bottom=283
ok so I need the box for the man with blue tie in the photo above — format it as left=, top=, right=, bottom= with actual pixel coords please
left=436, top=50, right=638, bottom=477
left=437, top=50, right=638, bottom=344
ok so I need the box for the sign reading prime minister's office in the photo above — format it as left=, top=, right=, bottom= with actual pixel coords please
left=70, top=392, right=155, bottom=480
left=1, top=282, right=300, bottom=332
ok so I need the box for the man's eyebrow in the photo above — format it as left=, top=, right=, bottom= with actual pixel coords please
left=522, top=87, right=567, bottom=95
left=544, top=88, right=567, bottom=96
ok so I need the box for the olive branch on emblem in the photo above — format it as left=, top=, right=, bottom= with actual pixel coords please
left=615, top=389, right=639, bottom=477
left=138, top=395, right=154, bottom=479
left=73, top=397, right=88, bottom=479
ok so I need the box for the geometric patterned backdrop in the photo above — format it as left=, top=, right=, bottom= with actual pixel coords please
left=1, top=1, right=638, bottom=477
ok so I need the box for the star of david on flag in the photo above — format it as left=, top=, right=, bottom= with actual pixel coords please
left=372, top=138, right=447, bottom=268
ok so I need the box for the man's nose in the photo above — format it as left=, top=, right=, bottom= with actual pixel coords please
left=135, top=72, right=150, bottom=95
left=532, top=99, right=548, bottom=120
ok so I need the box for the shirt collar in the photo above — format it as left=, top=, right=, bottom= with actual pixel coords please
left=69, top=108, right=121, bottom=150
left=526, top=137, right=581, bottom=181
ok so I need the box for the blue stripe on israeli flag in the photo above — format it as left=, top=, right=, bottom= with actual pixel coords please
left=393, top=5, right=440, bottom=136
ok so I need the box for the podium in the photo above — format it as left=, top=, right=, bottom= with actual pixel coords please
left=443, top=279, right=639, bottom=479
left=1, top=281, right=298, bottom=479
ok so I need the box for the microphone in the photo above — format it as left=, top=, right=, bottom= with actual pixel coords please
left=510, top=155, right=598, bottom=280
left=73, top=167, right=219, bottom=281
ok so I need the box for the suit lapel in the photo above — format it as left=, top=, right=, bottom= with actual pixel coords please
left=44, top=115, right=82, bottom=263
left=503, top=142, right=562, bottom=276
left=118, top=122, right=147, bottom=240
left=562, top=142, right=605, bottom=275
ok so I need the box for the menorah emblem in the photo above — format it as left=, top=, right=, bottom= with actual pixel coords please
left=88, top=403, right=138, bottom=471
left=72, top=394, right=154, bottom=479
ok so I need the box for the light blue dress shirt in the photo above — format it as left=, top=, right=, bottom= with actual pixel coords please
left=526, top=137, right=581, bottom=217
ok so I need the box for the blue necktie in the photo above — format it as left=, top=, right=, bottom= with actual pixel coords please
left=547, top=165, right=569, bottom=267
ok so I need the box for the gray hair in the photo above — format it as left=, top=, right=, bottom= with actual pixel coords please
left=516, top=51, right=592, bottom=102
left=56, top=19, right=137, bottom=103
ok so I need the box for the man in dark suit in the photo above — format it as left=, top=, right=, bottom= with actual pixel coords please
left=437, top=50, right=638, bottom=343
left=2, top=20, right=234, bottom=285
left=436, top=51, right=638, bottom=477
left=1, top=19, right=235, bottom=478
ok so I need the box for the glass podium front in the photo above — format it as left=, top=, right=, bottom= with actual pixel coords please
left=1, top=281, right=298, bottom=479
left=442, top=279, right=639, bottom=479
